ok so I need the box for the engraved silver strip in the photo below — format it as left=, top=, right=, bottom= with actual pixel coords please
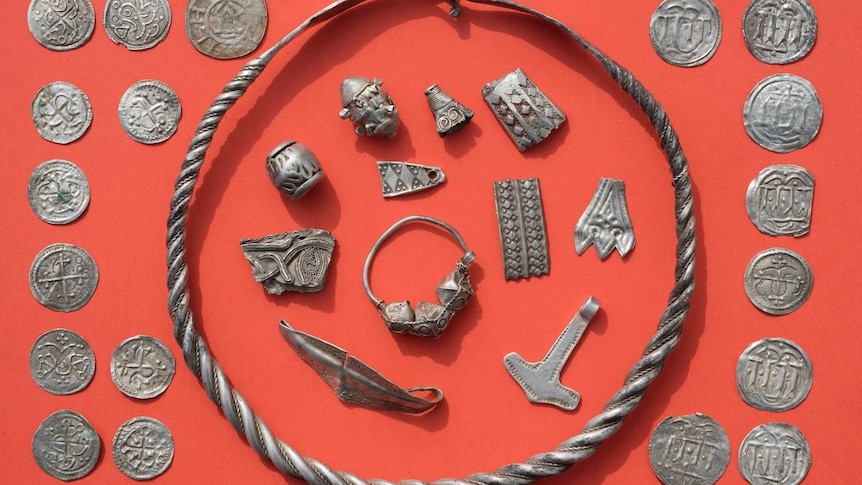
left=493, top=178, right=550, bottom=280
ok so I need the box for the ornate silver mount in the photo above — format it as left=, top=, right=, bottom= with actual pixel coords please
left=377, top=161, right=446, bottom=197
left=425, top=84, right=473, bottom=137
left=265, top=141, right=324, bottom=199
left=504, top=297, right=600, bottom=410
left=363, top=216, right=475, bottom=338
left=494, top=178, right=550, bottom=280
left=575, top=178, right=635, bottom=259
left=240, top=229, right=335, bottom=295
left=338, top=77, right=399, bottom=138
left=279, top=321, right=443, bottom=413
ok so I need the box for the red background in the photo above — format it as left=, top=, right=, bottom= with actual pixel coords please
left=2, top=0, right=859, bottom=483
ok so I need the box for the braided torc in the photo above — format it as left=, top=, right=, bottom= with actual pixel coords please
left=166, top=1, right=695, bottom=484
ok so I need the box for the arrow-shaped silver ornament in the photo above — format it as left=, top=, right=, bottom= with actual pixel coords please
left=377, top=161, right=446, bottom=197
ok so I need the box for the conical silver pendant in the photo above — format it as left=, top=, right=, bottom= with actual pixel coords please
left=425, top=84, right=473, bottom=137
left=377, top=161, right=446, bottom=197
left=575, top=178, right=635, bottom=259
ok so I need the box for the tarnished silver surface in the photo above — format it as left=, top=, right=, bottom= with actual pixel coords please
left=186, top=0, right=268, bottom=59
left=504, top=297, right=600, bottom=411
left=743, top=0, right=817, bottom=64
left=265, top=141, right=324, bottom=199
left=31, top=81, right=93, bottom=145
left=111, top=335, right=176, bottom=399
left=425, top=84, right=473, bottom=137
left=648, top=413, right=730, bottom=485
left=28, top=159, right=91, bottom=225
left=30, top=243, right=99, bottom=312
left=103, top=0, right=172, bottom=50
left=280, top=322, right=444, bottom=413
left=483, top=68, right=565, bottom=151
left=575, top=178, right=635, bottom=259
left=113, top=416, right=174, bottom=480
left=744, top=248, right=812, bottom=315
left=119, top=79, right=182, bottom=144
left=377, top=161, right=446, bottom=197
left=649, top=0, right=722, bottom=67
left=746, top=164, right=813, bottom=237
left=32, top=409, right=100, bottom=481
left=737, top=337, right=812, bottom=412
left=494, top=178, right=549, bottom=280
left=28, top=0, right=96, bottom=51
left=743, top=74, right=822, bottom=153
left=29, top=329, right=95, bottom=395
left=240, top=229, right=335, bottom=294
left=339, top=77, right=400, bottom=138
left=739, top=423, right=811, bottom=485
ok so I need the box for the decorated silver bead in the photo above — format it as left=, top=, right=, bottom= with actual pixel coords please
left=265, top=141, right=324, bottom=199
left=425, top=84, right=473, bottom=137
left=338, top=77, right=399, bottom=138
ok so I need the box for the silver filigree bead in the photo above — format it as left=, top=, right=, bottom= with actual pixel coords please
left=338, top=77, right=399, bottom=138
left=265, top=141, right=324, bottom=199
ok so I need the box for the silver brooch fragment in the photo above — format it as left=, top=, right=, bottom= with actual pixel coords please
left=377, top=161, right=445, bottom=197
left=745, top=164, right=814, bottom=237
left=240, top=229, right=335, bottom=295
left=265, top=141, right=324, bottom=199
left=363, top=216, right=475, bottom=338
left=575, top=178, right=635, bottom=259
left=482, top=68, right=566, bottom=151
left=338, top=77, right=399, bottom=138
left=425, top=84, right=473, bottom=137
left=494, top=178, right=550, bottom=280
left=279, top=321, right=443, bottom=413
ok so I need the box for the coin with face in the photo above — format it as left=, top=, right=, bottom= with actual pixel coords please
left=30, top=329, right=95, bottom=395
left=737, top=338, right=812, bottom=412
left=744, top=248, right=812, bottom=315
left=743, top=0, right=817, bottom=64
left=111, top=335, right=176, bottom=399
left=185, top=0, right=268, bottom=59
left=739, top=423, right=811, bottom=485
left=648, top=413, right=731, bottom=484
left=31, top=82, right=93, bottom=145
left=649, top=0, right=722, bottom=67
left=28, top=0, right=96, bottom=51
left=28, top=159, right=91, bottom=225
left=743, top=74, right=822, bottom=153
left=29, top=243, right=99, bottom=312
left=745, top=164, right=814, bottom=237
left=103, top=0, right=172, bottom=50
left=113, top=417, right=174, bottom=479
left=32, top=410, right=100, bottom=481
left=118, top=80, right=182, bottom=144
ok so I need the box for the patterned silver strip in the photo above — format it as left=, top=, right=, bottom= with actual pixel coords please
left=494, top=177, right=550, bottom=280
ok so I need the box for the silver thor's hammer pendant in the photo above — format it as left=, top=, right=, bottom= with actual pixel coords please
left=503, top=296, right=600, bottom=410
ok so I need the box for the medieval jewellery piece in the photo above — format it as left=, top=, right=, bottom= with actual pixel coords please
left=744, top=248, right=813, bottom=315
left=186, top=0, right=268, bottom=59
left=103, top=0, right=172, bottom=51
left=265, top=141, right=324, bottom=199
left=504, top=297, right=600, bottom=411
left=111, top=335, right=176, bottom=399
left=738, top=422, right=811, bottom=485
left=30, top=243, right=99, bottom=312
left=425, top=84, right=474, bottom=137
left=31, top=81, right=93, bottom=145
left=32, top=409, right=100, bottom=481
left=649, top=0, right=722, bottom=67
left=736, top=337, right=813, bottom=412
left=28, top=159, right=91, bottom=225
left=118, top=80, right=182, bottom=145
left=743, top=74, right=822, bottom=153
left=27, top=0, right=96, bottom=51
left=363, top=216, right=475, bottom=338
left=112, top=417, right=175, bottom=480
left=377, top=161, right=446, bottom=197
left=339, top=77, right=400, bottom=138
left=494, top=178, right=550, bottom=279
left=575, top=178, right=636, bottom=260
left=746, top=165, right=814, bottom=237
left=648, top=413, right=731, bottom=485
left=482, top=68, right=566, bottom=151
left=743, top=0, right=817, bottom=65
left=280, top=322, right=444, bottom=413
left=239, top=229, right=335, bottom=294
left=29, top=329, right=95, bottom=395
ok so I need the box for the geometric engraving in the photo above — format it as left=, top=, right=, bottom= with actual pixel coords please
left=744, top=248, right=812, bottom=315
left=112, top=417, right=174, bottom=480
left=111, top=335, right=176, bottom=399
left=185, top=0, right=269, bottom=59
left=493, top=178, right=550, bottom=280
left=27, top=0, right=96, bottom=51
left=118, top=80, right=182, bottom=144
left=743, top=74, right=822, bottom=153
left=746, top=165, right=814, bottom=237
left=736, top=338, right=813, bottom=412
left=29, top=243, right=99, bottom=312
left=648, top=413, right=731, bottom=485
left=377, top=161, right=445, bottom=197
left=738, top=422, right=811, bottom=485
left=103, top=0, right=172, bottom=51
left=743, top=0, right=817, bottom=64
left=32, top=410, right=101, bottom=481
left=30, top=81, right=93, bottom=145
left=240, top=229, right=335, bottom=294
left=650, top=0, right=722, bottom=67
left=29, top=329, right=95, bottom=395
left=575, top=178, right=636, bottom=259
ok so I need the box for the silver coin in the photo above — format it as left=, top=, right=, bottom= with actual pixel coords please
left=743, top=0, right=817, bottom=64
left=185, top=0, right=268, bottom=59
left=28, top=0, right=96, bottom=51
left=28, top=159, right=91, bottom=225
left=30, top=329, right=95, bottom=395
left=103, top=0, right=172, bottom=51
left=31, top=81, right=93, bottom=145
left=746, top=165, right=814, bottom=237
left=648, top=413, right=731, bottom=485
left=649, top=0, right=722, bottom=67
left=30, top=243, right=99, bottom=312
left=737, top=338, right=812, bottom=412
left=743, top=74, right=822, bottom=153
left=32, top=409, right=100, bottom=481
left=739, top=422, right=811, bottom=485
left=111, top=335, right=176, bottom=399
left=112, top=416, right=174, bottom=479
left=118, top=80, right=182, bottom=144
left=744, top=248, right=812, bottom=315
